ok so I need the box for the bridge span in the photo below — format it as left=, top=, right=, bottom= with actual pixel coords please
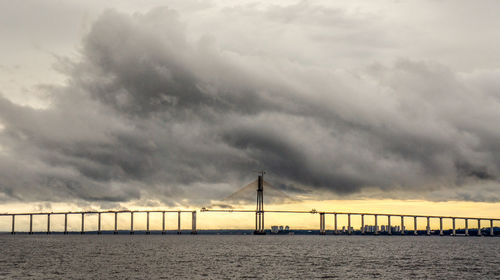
left=201, top=209, right=500, bottom=236
left=1, top=208, right=499, bottom=236
left=0, top=210, right=197, bottom=235
left=2, top=176, right=499, bottom=236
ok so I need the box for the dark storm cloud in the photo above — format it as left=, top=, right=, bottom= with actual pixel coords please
left=1, top=6, right=500, bottom=205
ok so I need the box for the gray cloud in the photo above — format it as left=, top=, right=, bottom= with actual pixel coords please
left=1, top=5, right=500, bottom=205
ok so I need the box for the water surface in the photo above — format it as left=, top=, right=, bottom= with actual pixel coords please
left=1, top=235, right=499, bottom=279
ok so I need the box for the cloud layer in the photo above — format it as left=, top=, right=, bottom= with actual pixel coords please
left=1, top=4, right=500, bottom=205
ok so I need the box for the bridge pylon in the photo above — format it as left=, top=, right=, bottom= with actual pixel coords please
left=254, top=172, right=266, bottom=235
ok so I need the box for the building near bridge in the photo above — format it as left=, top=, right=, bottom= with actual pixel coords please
left=363, top=225, right=378, bottom=233
left=363, top=225, right=401, bottom=233
left=271, top=225, right=290, bottom=234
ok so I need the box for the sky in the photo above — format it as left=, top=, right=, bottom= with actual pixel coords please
left=1, top=0, right=500, bottom=228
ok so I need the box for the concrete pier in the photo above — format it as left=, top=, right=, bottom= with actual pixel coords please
left=64, top=213, right=68, bottom=234
left=414, top=216, right=417, bottom=235
left=29, top=214, right=33, bottom=234
left=319, top=213, right=325, bottom=235
left=347, top=214, right=352, bottom=235
left=465, top=219, right=469, bottom=236
left=114, top=212, right=118, bottom=234
left=177, top=211, right=181, bottom=234
left=478, top=219, right=482, bottom=236
left=47, top=214, right=51, bottom=234
left=81, top=213, right=85, bottom=234
left=146, top=212, right=150, bottom=234
left=191, top=211, right=197, bottom=234
left=334, top=213, right=338, bottom=234
left=401, top=216, right=405, bottom=235
left=11, top=215, right=15, bottom=234
left=361, top=214, right=365, bottom=234
left=130, top=212, right=134, bottom=234
left=375, top=214, right=379, bottom=235
left=388, top=215, right=392, bottom=235
left=491, top=219, right=494, bottom=236
left=426, top=217, right=430, bottom=236
left=98, top=213, right=101, bottom=234
left=162, top=211, right=166, bottom=234
left=439, top=217, right=443, bottom=236
left=452, top=218, right=456, bottom=236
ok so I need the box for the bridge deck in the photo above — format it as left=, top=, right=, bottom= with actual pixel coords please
left=0, top=210, right=195, bottom=216
left=201, top=209, right=500, bottom=221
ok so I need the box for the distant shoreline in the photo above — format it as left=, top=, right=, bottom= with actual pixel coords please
left=1, top=228, right=498, bottom=236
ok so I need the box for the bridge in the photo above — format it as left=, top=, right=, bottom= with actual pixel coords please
left=201, top=209, right=500, bottom=236
left=201, top=172, right=500, bottom=236
left=0, top=210, right=197, bottom=235
left=1, top=174, right=499, bottom=235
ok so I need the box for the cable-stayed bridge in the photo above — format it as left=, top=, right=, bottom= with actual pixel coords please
left=1, top=174, right=499, bottom=235
left=203, top=173, right=500, bottom=236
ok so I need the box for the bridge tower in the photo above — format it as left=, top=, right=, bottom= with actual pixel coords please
left=254, top=171, right=266, bottom=234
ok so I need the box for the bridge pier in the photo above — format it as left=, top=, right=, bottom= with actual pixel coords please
left=491, top=219, right=494, bottom=236
left=347, top=214, right=352, bottom=235
left=401, top=216, right=405, bottom=235
left=439, top=217, right=443, bottom=236
left=388, top=215, right=392, bottom=235
left=29, top=214, right=33, bottom=235
left=81, top=213, right=85, bottom=234
left=114, top=212, right=118, bottom=234
left=361, top=214, right=365, bottom=234
left=478, top=219, right=482, bottom=236
left=191, top=211, right=197, bottom=234
left=426, top=217, right=430, bottom=236
left=375, top=215, right=379, bottom=235
left=130, top=212, right=134, bottom=234
left=177, top=211, right=181, bottom=234
left=98, top=213, right=101, bottom=234
left=47, top=214, right=51, bottom=234
left=146, top=212, right=150, bottom=234
left=162, top=211, right=166, bottom=234
left=452, top=218, right=456, bottom=236
left=11, top=215, right=15, bottom=235
left=319, top=213, right=325, bottom=235
left=414, top=216, right=417, bottom=235
left=334, top=214, right=338, bottom=234
left=64, top=213, right=68, bottom=234
left=319, top=214, right=322, bottom=234
left=465, top=219, right=469, bottom=236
